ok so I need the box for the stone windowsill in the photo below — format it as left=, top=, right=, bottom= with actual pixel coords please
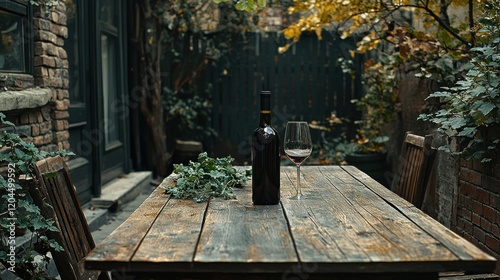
left=0, top=88, right=52, bottom=111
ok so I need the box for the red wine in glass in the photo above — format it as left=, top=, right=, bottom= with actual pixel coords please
left=284, top=122, right=312, bottom=200
left=285, top=149, right=311, bottom=165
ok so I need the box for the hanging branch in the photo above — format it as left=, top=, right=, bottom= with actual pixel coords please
left=385, top=1, right=472, bottom=47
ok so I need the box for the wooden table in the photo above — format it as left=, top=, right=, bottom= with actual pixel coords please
left=85, top=166, right=496, bottom=279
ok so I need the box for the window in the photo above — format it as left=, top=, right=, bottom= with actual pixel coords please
left=0, top=0, right=32, bottom=73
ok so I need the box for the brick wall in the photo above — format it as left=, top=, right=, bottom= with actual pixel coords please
left=454, top=126, right=500, bottom=272
left=1, top=2, right=69, bottom=153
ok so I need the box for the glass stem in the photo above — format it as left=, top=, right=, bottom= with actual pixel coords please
left=296, top=165, right=301, bottom=197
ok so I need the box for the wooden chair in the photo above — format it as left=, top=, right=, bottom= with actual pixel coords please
left=391, top=132, right=435, bottom=209
left=30, top=156, right=110, bottom=280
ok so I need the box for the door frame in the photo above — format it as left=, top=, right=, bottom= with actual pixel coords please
left=67, top=0, right=131, bottom=201
left=91, top=0, right=131, bottom=192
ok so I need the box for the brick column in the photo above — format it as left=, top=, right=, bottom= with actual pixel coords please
left=33, top=2, right=70, bottom=152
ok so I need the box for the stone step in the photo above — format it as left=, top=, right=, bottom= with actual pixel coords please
left=84, top=171, right=153, bottom=231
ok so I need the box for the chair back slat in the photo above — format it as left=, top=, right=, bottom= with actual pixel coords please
left=46, top=172, right=92, bottom=260
left=391, top=132, right=435, bottom=209
left=30, top=156, right=109, bottom=280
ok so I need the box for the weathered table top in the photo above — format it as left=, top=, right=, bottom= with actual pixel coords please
left=85, top=165, right=496, bottom=279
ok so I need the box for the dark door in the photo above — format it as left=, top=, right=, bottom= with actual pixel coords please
left=66, top=0, right=130, bottom=203
left=96, top=0, right=130, bottom=184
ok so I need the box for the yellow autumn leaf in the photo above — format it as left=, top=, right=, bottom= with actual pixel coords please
left=283, top=27, right=298, bottom=40
left=278, top=44, right=290, bottom=54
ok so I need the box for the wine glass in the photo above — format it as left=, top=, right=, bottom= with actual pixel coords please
left=284, top=121, right=312, bottom=200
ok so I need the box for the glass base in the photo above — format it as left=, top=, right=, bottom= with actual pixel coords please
left=289, top=193, right=304, bottom=200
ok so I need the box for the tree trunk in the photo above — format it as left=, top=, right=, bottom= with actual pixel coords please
left=135, top=0, right=168, bottom=177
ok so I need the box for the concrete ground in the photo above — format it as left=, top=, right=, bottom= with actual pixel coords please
left=91, top=181, right=157, bottom=244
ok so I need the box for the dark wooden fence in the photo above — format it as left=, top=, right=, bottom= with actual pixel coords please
left=166, top=32, right=364, bottom=164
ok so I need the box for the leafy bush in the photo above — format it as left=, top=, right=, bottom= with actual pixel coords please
left=350, top=51, right=398, bottom=153
left=164, top=85, right=217, bottom=142
left=0, top=113, right=72, bottom=279
left=309, top=112, right=352, bottom=164
left=419, top=1, right=500, bottom=162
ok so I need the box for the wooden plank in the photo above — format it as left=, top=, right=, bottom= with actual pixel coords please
left=278, top=37, right=288, bottom=120
left=211, top=56, right=222, bottom=138
left=193, top=179, right=298, bottom=271
left=342, top=165, right=497, bottom=271
left=297, top=37, right=307, bottom=120
left=85, top=178, right=172, bottom=270
left=131, top=197, right=207, bottom=264
left=439, top=273, right=499, bottom=280
left=315, top=36, right=325, bottom=121
left=286, top=44, right=296, bottom=117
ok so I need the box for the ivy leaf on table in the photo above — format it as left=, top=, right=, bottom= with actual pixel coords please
left=163, top=152, right=251, bottom=203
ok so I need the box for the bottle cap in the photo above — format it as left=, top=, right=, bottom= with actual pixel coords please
left=260, top=91, right=271, bottom=110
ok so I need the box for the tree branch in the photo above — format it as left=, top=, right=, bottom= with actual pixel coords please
left=394, top=2, right=472, bottom=47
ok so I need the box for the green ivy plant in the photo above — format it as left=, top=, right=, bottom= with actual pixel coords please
left=164, top=152, right=251, bottom=202
left=350, top=51, right=398, bottom=153
left=419, top=1, right=500, bottom=163
left=0, top=113, right=72, bottom=279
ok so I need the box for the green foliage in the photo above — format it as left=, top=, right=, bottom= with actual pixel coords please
left=311, top=133, right=351, bottom=165
left=161, top=1, right=259, bottom=143
left=311, top=52, right=398, bottom=159
left=0, top=113, right=73, bottom=279
left=164, top=152, right=251, bottom=202
left=309, top=112, right=351, bottom=164
left=135, top=0, right=260, bottom=176
left=213, top=0, right=267, bottom=12
left=419, top=1, right=500, bottom=162
left=350, top=52, right=398, bottom=153
left=164, top=86, right=217, bottom=141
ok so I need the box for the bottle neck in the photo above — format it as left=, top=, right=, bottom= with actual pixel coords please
left=259, top=110, right=271, bottom=127
left=259, top=92, right=272, bottom=126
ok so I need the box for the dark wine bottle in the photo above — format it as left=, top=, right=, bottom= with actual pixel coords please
left=252, top=91, right=280, bottom=205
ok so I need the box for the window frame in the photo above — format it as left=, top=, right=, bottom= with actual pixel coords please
left=0, top=0, right=33, bottom=74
